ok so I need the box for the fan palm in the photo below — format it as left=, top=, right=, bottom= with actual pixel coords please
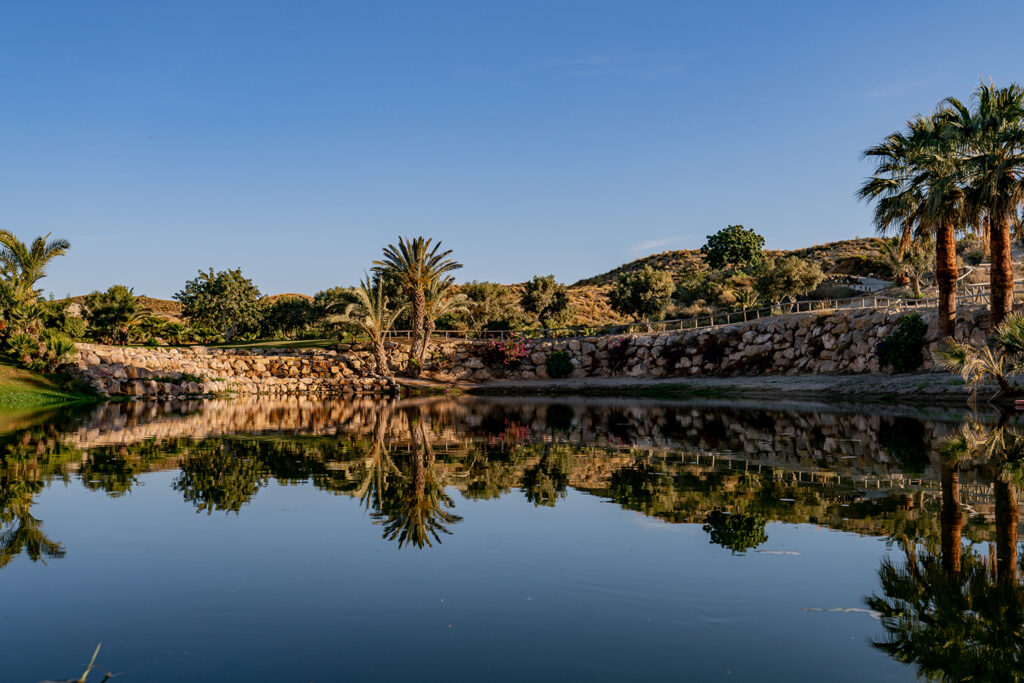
left=879, top=236, right=932, bottom=297
left=373, top=237, right=461, bottom=375
left=0, top=231, right=70, bottom=304
left=417, top=277, right=470, bottom=366
left=334, top=274, right=407, bottom=377
left=861, top=110, right=966, bottom=337
left=950, top=83, right=1024, bottom=327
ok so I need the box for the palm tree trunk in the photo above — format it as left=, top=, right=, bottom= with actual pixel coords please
left=898, top=221, right=913, bottom=260
left=373, top=340, right=391, bottom=377
left=983, top=215, right=991, bottom=258
left=407, top=289, right=426, bottom=375
left=935, top=221, right=959, bottom=338
left=941, top=461, right=963, bottom=575
left=418, top=320, right=434, bottom=367
left=995, top=479, right=1019, bottom=583
left=990, top=212, right=1014, bottom=327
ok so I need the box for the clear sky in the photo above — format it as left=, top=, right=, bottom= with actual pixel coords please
left=2, top=1, right=1023, bottom=299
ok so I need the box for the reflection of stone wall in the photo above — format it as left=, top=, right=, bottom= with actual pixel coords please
left=70, top=344, right=398, bottom=397
left=60, top=396, right=966, bottom=483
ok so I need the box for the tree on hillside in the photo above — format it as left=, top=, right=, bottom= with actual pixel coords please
left=84, top=285, right=151, bottom=345
left=754, top=257, right=824, bottom=303
left=335, top=274, right=407, bottom=377
left=174, top=268, right=262, bottom=343
left=459, top=281, right=526, bottom=330
left=374, top=237, right=461, bottom=375
left=608, top=266, right=675, bottom=329
left=700, top=225, right=765, bottom=270
left=0, top=231, right=70, bottom=305
left=521, top=275, right=573, bottom=328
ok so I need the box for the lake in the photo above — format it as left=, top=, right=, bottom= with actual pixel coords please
left=2, top=396, right=1019, bottom=682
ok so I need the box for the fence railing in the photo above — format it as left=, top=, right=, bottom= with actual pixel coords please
left=380, top=278, right=1024, bottom=343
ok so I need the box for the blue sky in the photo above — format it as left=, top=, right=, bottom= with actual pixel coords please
left=1, top=1, right=1023, bottom=298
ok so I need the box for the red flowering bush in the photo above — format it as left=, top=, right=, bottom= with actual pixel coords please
left=479, top=335, right=530, bottom=368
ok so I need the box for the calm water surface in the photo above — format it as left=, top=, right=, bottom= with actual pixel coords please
left=2, top=396, right=1021, bottom=681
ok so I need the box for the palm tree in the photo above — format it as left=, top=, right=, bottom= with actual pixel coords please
left=951, top=83, right=1024, bottom=327
left=860, top=111, right=966, bottom=338
left=858, top=132, right=926, bottom=261
left=335, top=274, right=407, bottom=377
left=879, top=236, right=932, bottom=297
left=417, top=277, right=470, bottom=367
left=0, top=231, right=70, bottom=304
left=373, top=237, right=461, bottom=375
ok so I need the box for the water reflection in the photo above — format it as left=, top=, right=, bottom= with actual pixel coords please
left=7, top=397, right=1024, bottom=678
left=867, top=421, right=1024, bottom=681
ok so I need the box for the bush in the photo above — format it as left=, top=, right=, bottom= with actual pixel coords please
left=607, top=337, right=632, bottom=372
left=61, top=315, right=87, bottom=339
left=478, top=336, right=530, bottom=368
left=702, top=510, right=768, bottom=554
left=876, top=314, right=927, bottom=373
left=545, top=349, right=573, bottom=378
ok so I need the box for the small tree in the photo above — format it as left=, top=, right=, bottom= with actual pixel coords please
left=335, top=275, right=407, bottom=377
left=174, top=268, right=262, bottom=342
left=0, top=231, right=70, bottom=304
left=418, top=277, right=470, bottom=366
left=521, top=275, right=573, bottom=328
left=754, top=257, right=824, bottom=303
left=608, top=266, right=675, bottom=329
left=84, top=285, right=150, bottom=345
left=700, top=225, right=765, bottom=270
left=880, top=237, right=932, bottom=297
left=459, top=281, right=526, bottom=330
left=261, top=296, right=316, bottom=339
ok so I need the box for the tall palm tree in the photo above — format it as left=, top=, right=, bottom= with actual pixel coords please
left=417, top=277, right=470, bottom=367
left=858, top=132, right=926, bottom=261
left=335, top=274, right=407, bottom=377
left=0, top=231, right=70, bottom=304
left=861, top=111, right=966, bottom=338
left=950, top=83, right=1024, bottom=327
left=373, top=237, right=461, bottom=375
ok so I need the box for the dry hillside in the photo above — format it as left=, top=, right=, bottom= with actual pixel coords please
left=573, top=237, right=889, bottom=287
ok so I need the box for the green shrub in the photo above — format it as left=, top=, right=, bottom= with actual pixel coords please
left=545, top=349, right=573, bottom=378
left=702, top=510, right=768, bottom=554
left=876, top=314, right=927, bottom=373
left=61, top=315, right=87, bottom=339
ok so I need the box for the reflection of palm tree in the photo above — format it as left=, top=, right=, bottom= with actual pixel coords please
left=355, top=406, right=399, bottom=513
left=521, top=446, right=575, bottom=507
left=867, top=423, right=1024, bottom=680
left=0, top=471, right=64, bottom=569
left=372, top=418, right=461, bottom=548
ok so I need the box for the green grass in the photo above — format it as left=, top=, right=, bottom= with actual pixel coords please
left=0, top=362, right=98, bottom=411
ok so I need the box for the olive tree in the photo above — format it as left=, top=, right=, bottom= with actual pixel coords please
left=174, top=268, right=262, bottom=342
left=700, top=225, right=765, bottom=270
left=520, top=275, right=573, bottom=328
left=608, top=266, right=675, bottom=328
left=754, top=257, right=824, bottom=303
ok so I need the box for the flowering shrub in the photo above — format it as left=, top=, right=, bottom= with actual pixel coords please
left=479, top=335, right=530, bottom=368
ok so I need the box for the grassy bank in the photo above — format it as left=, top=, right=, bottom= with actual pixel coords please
left=0, top=362, right=98, bottom=411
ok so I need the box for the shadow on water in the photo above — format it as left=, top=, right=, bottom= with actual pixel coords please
left=4, top=395, right=1024, bottom=678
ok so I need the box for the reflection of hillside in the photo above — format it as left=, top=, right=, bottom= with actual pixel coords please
left=1, top=397, right=1020, bottom=559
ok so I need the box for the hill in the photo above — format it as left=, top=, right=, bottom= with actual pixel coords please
left=572, top=237, right=888, bottom=287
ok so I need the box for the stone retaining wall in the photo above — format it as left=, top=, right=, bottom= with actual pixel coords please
left=431, top=306, right=988, bottom=381
left=70, top=344, right=398, bottom=397
left=68, top=305, right=988, bottom=397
